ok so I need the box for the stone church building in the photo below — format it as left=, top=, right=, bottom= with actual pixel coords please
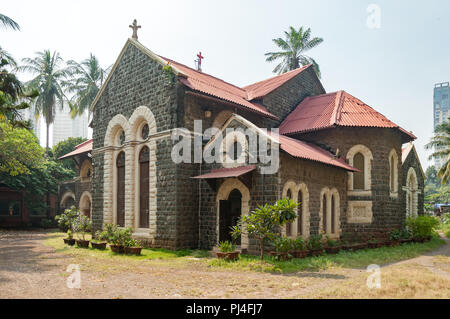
left=59, top=30, right=424, bottom=252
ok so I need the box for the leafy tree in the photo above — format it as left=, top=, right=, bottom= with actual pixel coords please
left=265, top=26, right=323, bottom=77
left=51, top=136, right=88, bottom=174
left=0, top=122, right=44, bottom=176
left=0, top=58, right=38, bottom=130
left=64, top=53, right=109, bottom=118
left=426, top=119, right=450, bottom=184
left=231, top=198, right=298, bottom=260
left=20, top=50, right=70, bottom=154
left=0, top=13, right=20, bottom=30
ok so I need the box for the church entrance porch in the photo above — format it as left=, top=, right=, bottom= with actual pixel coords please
left=219, top=189, right=242, bottom=244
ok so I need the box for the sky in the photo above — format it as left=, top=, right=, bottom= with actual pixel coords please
left=2, top=0, right=449, bottom=169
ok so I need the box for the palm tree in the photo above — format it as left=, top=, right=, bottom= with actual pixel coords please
left=19, top=50, right=69, bottom=154
left=426, top=119, right=450, bottom=184
left=64, top=53, right=109, bottom=119
left=0, top=13, right=20, bottom=30
left=265, top=26, right=323, bottom=77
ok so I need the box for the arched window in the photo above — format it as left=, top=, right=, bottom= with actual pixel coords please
left=406, top=167, right=418, bottom=218
left=346, top=144, right=373, bottom=196
left=353, top=153, right=365, bottom=190
left=286, top=189, right=292, bottom=236
left=116, top=151, right=125, bottom=227
left=297, top=190, right=303, bottom=236
left=139, top=146, right=150, bottom=228
left=322, top=193, right=327, bottom=232
left=389, top=149, right=398, bottom=197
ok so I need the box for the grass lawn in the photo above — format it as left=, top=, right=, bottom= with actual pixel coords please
left=44, top=231, right=210, bottom=262
left=45, top=231, right=445, bottom=274
left=209, top=237, right=446, bottom=273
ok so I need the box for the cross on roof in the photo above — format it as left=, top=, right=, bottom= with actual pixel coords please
left=196, top=52, right=204, bottom=71
left=129, top=19, right=141, bottom=40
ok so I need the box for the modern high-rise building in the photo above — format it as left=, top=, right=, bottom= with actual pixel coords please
left=52, top=103, right=89, bottom=146
left=433, top=82, right=450, bottom=169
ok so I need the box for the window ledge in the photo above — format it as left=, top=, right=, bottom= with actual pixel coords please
left=347, top=190, right=372, bottom=197
left=390, top=192, right=398, bottom=199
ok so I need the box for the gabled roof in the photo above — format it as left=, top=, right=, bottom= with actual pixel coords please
left=159, top=56, right=277, bottom=119
left=402, top=142, right=425, bottom=178
left=90, top=38, right=318, bottom=121
left=243, top=65, right=312, bottom=100
left=206, top=113, right=357, bottom=172
left=279, top=90, right=416, bottom=142
left=58, top=139, right=93, bottom=160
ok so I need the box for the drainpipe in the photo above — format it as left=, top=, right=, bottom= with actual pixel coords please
left=198, top=162, right=202, bottom=249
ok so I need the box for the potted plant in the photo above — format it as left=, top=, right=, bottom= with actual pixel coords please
left=307, top=234, right=323, bottom=256
left=63, top=229, right=76, bottom=246
left=124, top=238, right=143, bottom=255
left=101, top=224, right=122, bottom=253
left=324, top=235, right=341, bottom=254
left=388, top=229, right=401, bottom=246
left=110, top=227, right=133, bottom=253
left=271, top=236, right=293, bottom=261
left=91, top=230, right=108, bottom=250
left=73, top=215, right=91, bottom=248
left=368, top=236, right=383, bottom=249
left=291, top=237, right=308, bottom=258
left=399, top=228, right=412, bottom=244
left=217, top=240, right=239, bottom=261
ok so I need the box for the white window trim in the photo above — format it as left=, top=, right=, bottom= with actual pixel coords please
left=346, top=144, right=373, bottom=197
left=389, top=148, right=399, bottom=198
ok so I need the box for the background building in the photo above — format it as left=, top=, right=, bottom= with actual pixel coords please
left=433, top=82, right=450, bottom=168
left=52, top=103, right=89, bottom=146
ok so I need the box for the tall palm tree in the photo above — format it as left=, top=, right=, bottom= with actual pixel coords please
left=20, top=50, right=69, bottom=154
left=426, top=119, right=450, bottom=184
left=0, top=13, right=20, bottom=30
left=64, top=53, right=109, bottom=119
left=265, top=26, right=323, bottom=77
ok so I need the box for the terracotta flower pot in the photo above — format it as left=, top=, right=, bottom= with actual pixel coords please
left=309, top=248, right=323, bottom=257
left=400, top=238, right=412, bottom=244
left=368, top=242, right=382, bottom=249
left=124, top=246, right=143, bottom=255
left=63, top=238, right=75, bottom=246
left=290, top=250, right=308, bottom=258
left=325, top=246, right=341, bottom=254
left=389, top=240, right=401, bottom=247
left=110, top=244, right=124, bottom=253
left=76, top=240, right=90, bottom=248
left=271, top=252, right=292, bottom=261
left=91, top=242, right=107, bottom=250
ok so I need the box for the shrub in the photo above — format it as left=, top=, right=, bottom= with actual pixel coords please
left=325, top=235, right=340, bottom=247
left=389, top=229, right=402, bottom=241
left=271, top=236, right=293, bottom=253
left=441, top=213, right=450, bottom=225
left=40, top=218, right=53, bottom=229
left=99, top=223, right=118, bottom=243
left=66, top=229, right=73, bottom=240
left=55, top=206, right=79, bottom=232
left=307, top=234, right=323, bottom=250
left=124, top=238, right=141, bottom=248
left=218, top=240, right=235, bottom=253
left=293, top=237, right=307, bottom=251
left=406, top=216, right=439, bottom=240
left=399, top=228, right=412, bottom=240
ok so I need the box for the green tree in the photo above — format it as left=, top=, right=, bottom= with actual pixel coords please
left=231, top=198, right=298, bottom=260
left=0, top=58, right=38, bottom=130
left=0, top=13, right=20, bottom=30
left=51, top=136, right=88, bottom=174
left=20, top=50, right=70, bottom=154
left=0, top=122, right=44, bottom=176
left=265, top=26, right=323, bottom=77
left=426, top=120, right=450, bottom=184
left=64, top=53, right=109, bottom=118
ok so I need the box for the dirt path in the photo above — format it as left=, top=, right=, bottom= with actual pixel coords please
left=0, top=230, right=448, bottom=299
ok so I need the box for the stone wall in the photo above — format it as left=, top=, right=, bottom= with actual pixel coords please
left=296, top=127, right=405, bottom=237
left=261, top=67, right=325, bottom=123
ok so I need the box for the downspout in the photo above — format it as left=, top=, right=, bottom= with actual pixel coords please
left=197, top=162, right=202, bottom=249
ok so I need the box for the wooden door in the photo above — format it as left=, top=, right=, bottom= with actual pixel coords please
left=219, top=200, right=230, bottom=242
left=139, top=147, right=150, bottom=228
left=116, top=152, right=125, bottom=227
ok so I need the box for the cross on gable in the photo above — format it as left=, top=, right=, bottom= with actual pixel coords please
left=129, top=19, right=141, bottom=40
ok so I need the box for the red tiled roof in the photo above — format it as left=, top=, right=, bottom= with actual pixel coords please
left=279, top=90, right=416, bottom=141
left=243, top=65, right=311, bottom=100
left=192, top=165, right=257, bottom=179
left=58, top=139, right=93, bottom=160
left=268, top=132, right=357, bottom=171
left=159, top=57, right=277, bottom=119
